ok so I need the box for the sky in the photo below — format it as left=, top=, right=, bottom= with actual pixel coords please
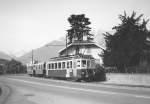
left=0, top=0, right=150, bottom=57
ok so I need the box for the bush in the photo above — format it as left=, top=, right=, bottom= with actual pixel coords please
left=93, top=64, right=106, bottom=81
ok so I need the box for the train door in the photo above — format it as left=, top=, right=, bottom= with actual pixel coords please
left=69, top=61, right=73, bottom=77
left=66, top=60, right=73, bottom=78
left=76, top=59, right=81, bottom=78
left=43, top=62, right=46, bottom=76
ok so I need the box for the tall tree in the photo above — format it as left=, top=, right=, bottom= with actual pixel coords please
left=102, top=11, right=150, bottom=72
left=67, top=14, right=93, bottom=44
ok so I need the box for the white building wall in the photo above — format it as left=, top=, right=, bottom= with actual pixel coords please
left=61, top=46, right=103, bottom=65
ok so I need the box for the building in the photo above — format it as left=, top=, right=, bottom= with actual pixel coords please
left=59, top=35, right=103, bottom=64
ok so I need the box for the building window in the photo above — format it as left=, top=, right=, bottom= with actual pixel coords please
left=55, top=63, right=57, bottom=69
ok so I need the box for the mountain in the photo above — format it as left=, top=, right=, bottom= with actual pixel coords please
left=18, top=32, right=106, bottom=64
left=95, top=30, right=106, bottom=49
left=0, top=51, right=12, bottom=60
left=18, top=39, right=66, bottom=64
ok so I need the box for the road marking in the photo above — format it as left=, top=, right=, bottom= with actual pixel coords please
left=15, top=75, right=150, bottom=91
left=7, top=78, right=150, bottom=99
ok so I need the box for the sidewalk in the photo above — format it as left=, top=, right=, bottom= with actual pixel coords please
left=104, top=73, right=150, bottom=88
left=100, top=80, right=150, bottom=89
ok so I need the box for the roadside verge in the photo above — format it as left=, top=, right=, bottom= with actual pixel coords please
left=100, top=81, right=150, bottom=88
left=0, top=83, right=10, bottom=104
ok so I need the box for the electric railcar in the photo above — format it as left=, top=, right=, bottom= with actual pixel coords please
left=27, top=62, right=46, bottom=77
left=27, top=55, right=104, bottom=81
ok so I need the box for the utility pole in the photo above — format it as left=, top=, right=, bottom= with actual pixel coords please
left=32, top=49, right=34, bottom=65
left=66, top=34, right=68, bottom=56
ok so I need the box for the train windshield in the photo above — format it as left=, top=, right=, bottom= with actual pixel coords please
left=82, top=60, right=86, bottom=67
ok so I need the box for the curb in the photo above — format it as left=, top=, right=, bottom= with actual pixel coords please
left=100, top=82, right=150, bottom=88
left=0, top=83, right=11, bottom=104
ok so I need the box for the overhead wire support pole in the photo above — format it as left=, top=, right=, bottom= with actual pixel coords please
left=66, top=34, right=68, bottom=56
left=32, top=49, right=34, bottom=65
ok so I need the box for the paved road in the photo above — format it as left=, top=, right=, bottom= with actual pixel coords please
left=1, top=75, right=150, bottom=104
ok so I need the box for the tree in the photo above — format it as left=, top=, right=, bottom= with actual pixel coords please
left=6, top=59, right=26, bottom=74
left=67, top=14, right=93, bottom=44
left=102, top=11, right=150, bottom=73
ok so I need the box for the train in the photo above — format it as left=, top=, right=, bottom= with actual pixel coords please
left=27, top=54, right=106, bottom=81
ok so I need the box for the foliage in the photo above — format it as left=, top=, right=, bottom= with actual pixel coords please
left=0, top=59, right=9, bottom=74
left=67, top=14, right=93, bottom=44
left=0, top=58, right=26, bottom=74
left=102, top=11, right=150, bottom=73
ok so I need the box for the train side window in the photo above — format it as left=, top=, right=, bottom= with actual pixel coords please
left=70, top=61, right=72, bottom=68
left=58, top=62, right=61, bottom=69
left=55, top=63, right=57, bottom=69
left=67, top=61, right=69, bottom=68
left=82, top=60, right=86, bottom=67
left=62, top=62, right=65, bottom=69
left=48, top=64, right=51, bottom=69
left=77, top=60, right=80, bottom=67
left=52, top=63, right=54, bottom=69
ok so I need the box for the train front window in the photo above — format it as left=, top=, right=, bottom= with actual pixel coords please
left=77, top=60, right=80, bottom=67
left=82, top=60, right=86, bottom=67
left=87, top=60, right=90, bottom=68
left=91, top=60, right=95, bottom=68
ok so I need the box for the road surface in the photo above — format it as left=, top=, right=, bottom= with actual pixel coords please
left=0, top=75, right=150, bottom=104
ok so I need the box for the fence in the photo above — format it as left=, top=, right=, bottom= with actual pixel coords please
left=106, top=73, right=150, bottom=85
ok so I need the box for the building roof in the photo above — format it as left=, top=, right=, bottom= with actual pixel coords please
left=59, top=40, right=102, bottom=55
left=49, top=54, right=95, bottom=61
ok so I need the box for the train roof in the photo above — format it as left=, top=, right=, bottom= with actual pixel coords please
left=49, top=54, right=95, bottom=61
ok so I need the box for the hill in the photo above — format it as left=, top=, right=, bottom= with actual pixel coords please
left=0, top=51, right=12, bottom=60
left=18, top=39, right=66, bottom=64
